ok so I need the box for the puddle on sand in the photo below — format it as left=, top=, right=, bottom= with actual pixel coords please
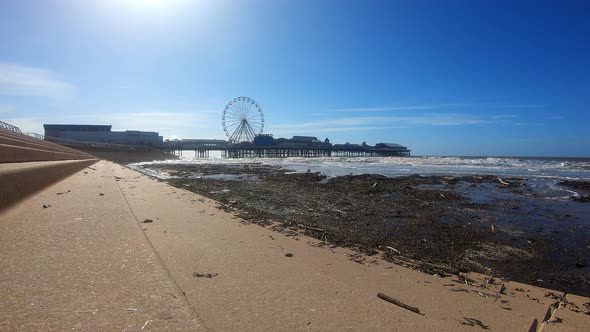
left=415, top=179, right=590, bottom=255
left=455, top=181, right=590, bottom=259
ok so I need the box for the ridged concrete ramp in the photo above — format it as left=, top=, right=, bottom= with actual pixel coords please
left=0, top=128, right=96, bottom=211
left=0, top=128, right=93, bottom=163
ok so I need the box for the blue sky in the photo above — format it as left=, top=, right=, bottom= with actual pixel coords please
left=0, top=0, right=588, bottom=156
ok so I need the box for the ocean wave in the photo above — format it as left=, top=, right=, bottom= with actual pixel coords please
left=132, top=155, right=590, bottom=181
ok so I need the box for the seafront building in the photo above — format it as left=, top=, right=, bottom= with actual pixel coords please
left=43, top=124, right=163, bottom=148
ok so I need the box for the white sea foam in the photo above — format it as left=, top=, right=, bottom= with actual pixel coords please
left=133, top=155, right=590, bottom=181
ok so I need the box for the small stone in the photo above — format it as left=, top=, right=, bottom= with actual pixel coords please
left=285, top=253, right=294, bottom=257
left=159, top=314, right=173, bottom=320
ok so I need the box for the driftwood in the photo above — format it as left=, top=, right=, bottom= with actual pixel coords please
left=333, top=208, right=348, bottom=215
left=471, top=290, right=501, bottom=299
left=497, top=177, right=509, bottom=185
left=297, top=224, right=325, bottom=232
left=419, top=261, right=460, bottom=275
left=385, top=246, right=401, bottom=255
left=377, top=293, right=424, bottom=316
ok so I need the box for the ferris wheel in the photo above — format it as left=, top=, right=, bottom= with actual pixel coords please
left=222, top=96, right=264, bottom=143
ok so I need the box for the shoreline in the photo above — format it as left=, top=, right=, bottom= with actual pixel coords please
left=112, top=161, right=590, bottom=330
left=141, top=162, right=590, bottom=297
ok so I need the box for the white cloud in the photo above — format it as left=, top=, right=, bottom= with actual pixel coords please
left=268, top=125, right=408, bottom=136
left=0, top=62, right=75, bottom=97
left=491, top=114, right=518, bottom=119
left=325, top=105, right=439, bottom=113
left=272, top=114, right=485, bottom=132
left=61, top=109, right=222, bottom=139
left=322, top=103, right=545, bottom=114
left=500, top=104, right=547, bottom=108
left=2, top=117, right=44, bottom=134
left=268, top=113, right=486, bottom=138
left=0, top=103, right=13, bottom=113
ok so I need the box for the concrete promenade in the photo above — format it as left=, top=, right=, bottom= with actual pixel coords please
left=1, top=160, right=589, bottom=330
left=0, top=161, right=204, bottom=330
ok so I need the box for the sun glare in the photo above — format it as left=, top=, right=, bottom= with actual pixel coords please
left=100, top=0, right=195, bottom=15
left=125, top=0, right=169, bottom=8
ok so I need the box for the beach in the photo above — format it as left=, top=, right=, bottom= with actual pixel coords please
left=137, top=158, right=590, bottom=297
left=3, top=159, right=589, bottom=330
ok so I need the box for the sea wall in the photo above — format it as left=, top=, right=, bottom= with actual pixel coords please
left=0, top=128, right=97, bottom=211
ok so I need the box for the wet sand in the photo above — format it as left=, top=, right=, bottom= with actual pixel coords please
left=144, top=163, right=590, bottom=297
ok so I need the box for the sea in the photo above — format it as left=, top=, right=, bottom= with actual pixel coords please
left=135, top=154, right=590, bottom=192
left=134, top=154, right=590, bottom=215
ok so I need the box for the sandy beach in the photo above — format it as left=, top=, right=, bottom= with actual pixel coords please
left=2, top=160, right=589, bottom=330
left=114, top=161, right=590, bottom=330
left=141, top=162, right=590, bottom=297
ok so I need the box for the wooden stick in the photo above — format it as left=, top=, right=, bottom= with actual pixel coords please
left=377, top=293, right=424, bottom=316
left=333, top=208, right=347, bottom=215
left=297, top=224, right=325, bottom=232
left=470, top=290, right=501, bottom=299
left=385, top=246, right=401, bottom=255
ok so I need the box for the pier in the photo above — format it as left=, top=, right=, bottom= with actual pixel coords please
left=163, top=137, right=411, bottom=159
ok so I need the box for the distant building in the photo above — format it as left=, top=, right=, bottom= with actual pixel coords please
left=375, top=143, right=409, bottom=150
left=43, top=124, right=163, bottom=147
left=291, top=136, right=318, bottom=142
left=246, top=133, right=410, bottom=156
left=267, top=136, right=332, bottom=148
left=253, top=134, right=274, bottom=146
left=374, top=143, right=411, bottom=156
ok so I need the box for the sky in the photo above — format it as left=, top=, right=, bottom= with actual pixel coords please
left=0, top=0, right=588, bottom=156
